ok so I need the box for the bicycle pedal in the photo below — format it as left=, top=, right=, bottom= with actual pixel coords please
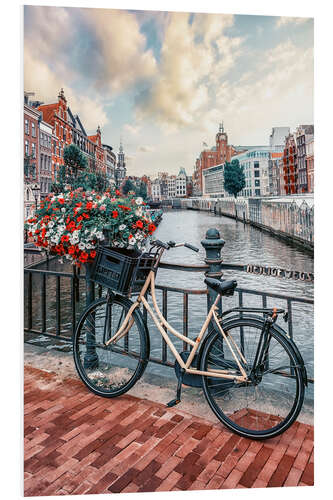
left=166, top=399, right=181, bottom=408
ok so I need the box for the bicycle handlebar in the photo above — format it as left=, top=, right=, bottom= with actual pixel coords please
left=152, top=239, right=199, bottom=252
left=184, top=243, right=199, bottom=253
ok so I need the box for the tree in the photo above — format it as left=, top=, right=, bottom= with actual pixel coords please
left=223, top=159, right=245, bottom=198
left=63, top=144, right=88, bottom=181
left=137, top=181, right=147, bottom=200
left=122, top=179, right=135, bottom=195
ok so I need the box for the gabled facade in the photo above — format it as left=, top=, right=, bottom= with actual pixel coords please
left=37, top=89, right=107, bottom=182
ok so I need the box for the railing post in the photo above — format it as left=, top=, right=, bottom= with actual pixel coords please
left=201, top=228, right=225, bottom=318
left=84, top=263, right=99, bottom=369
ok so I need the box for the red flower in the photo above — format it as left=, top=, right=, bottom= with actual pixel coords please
left=58, top=198, right=65, bottom=204
left=61, top=235, right=69, bottom=243
left=86, top=201, right=93, bottom=210
left=79, top=251, right=89, bottom=263
left=90, top=250, right=96, bottom=258
left=77, top=216, right=83, bottom=223
left=68, top=246, right=76, bottom=254
left=82, top=213, right=90, bottom=219
left=136, top=220, right=143, bottom=228
left=115, top=190, right=121, bottom=196
left=148, top=224, right=156, bottom=233
left=112, top=210, right=119, bottom=218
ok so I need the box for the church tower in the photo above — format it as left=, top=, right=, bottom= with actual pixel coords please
left=216, top=122, right=230, bottom=164
left=115, top=139, right=126, bottom=188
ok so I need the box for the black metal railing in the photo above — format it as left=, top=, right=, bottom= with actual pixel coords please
left=24, top=228, right=314, bottom=383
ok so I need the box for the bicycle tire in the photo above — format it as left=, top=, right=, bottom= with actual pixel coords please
left=73, top=294, right=149, bottom=398
left=200, top=317, right=305, bottom=439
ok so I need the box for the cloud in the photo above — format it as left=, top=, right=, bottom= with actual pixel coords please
left=138, top=146, right=155, bottom=153
left=24, top=49, right=108, bottom=132
left=208, top=40, right=314, bottom=144
left=24, top=6, right=157, bottom=98
left=276, top=16, right=311, bottom=28
left=135, top=12, right=243, bottom=129
left=79, top=8, right=157, bottom=93
left=123, top=124, right=141, bottom=135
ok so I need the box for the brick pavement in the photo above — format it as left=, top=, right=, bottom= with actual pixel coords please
left=24, top=365, right=314, bottom=496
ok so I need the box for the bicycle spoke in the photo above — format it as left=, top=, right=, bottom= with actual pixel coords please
left=73, top=297, right=147, bottom=397
left=201, top=319, right=304, bottom=439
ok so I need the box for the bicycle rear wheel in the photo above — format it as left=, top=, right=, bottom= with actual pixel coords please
left=73, top=295, right=149, bottom=397
left=200, top=317, right=305, bottom=439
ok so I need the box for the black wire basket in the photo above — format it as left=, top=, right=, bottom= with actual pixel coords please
left=131, top=251, right=159, bottom=294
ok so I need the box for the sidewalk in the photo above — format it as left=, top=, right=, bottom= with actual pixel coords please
left=24, top=365, right=314, bottom=496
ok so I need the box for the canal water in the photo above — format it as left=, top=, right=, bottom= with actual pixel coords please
left=24, top=209, right=314, bottom=401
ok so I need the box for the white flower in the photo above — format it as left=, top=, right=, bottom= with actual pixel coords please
left=48, top=221, right=54, bottom=228
left=70, top=234, right=79, bottom=244
left=95, top=231, right=105, bottom=240
left=135, top=197, right=143, bottom=206
left=129, top=237, right=136, bottom=245
left=61, top=208, right=66, bottom=213
left=78, top=242, right=86, bottom=250
left=119, top=224, right=126, bottom=231
left=86, top=243, right=93, bottom=249
left=135, top=208, right=142, bottom=216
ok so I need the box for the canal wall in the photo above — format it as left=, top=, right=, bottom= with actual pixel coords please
left=181, top=196, right=314, bottom=252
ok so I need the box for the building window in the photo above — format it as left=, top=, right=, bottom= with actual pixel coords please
left=255, top=179, right=260, bottom=187
left=254, top=170, right=260, bottom=178
left=31, top=122, right=36, bottom=137
left=254, top=162, right=259, bottom=169
left=25, top=140, right=29, bottom=156
left=255, top=189, right=261, bottom=196
left=25, top=119, right=29, bottom=134
left=31, top=143, right=36, bottom=158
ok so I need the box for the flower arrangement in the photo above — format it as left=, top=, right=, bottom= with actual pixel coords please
left=24, top=188, right=157, bottom=266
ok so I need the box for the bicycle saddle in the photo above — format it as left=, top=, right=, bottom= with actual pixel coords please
left=204, top=278, right=237, bottom=296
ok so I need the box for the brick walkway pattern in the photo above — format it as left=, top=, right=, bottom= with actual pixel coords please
left=24, top=365, right=314, bottom=496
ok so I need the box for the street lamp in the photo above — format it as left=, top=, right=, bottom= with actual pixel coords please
left=31, top=183, right=40, bottom=214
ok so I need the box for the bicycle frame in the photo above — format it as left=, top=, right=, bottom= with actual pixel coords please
left=105, top=267, right=249, bottom=383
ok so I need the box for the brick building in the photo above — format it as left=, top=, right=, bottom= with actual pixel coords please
left=24, top=100, right=40, bottom=184
left=296, top=125, right=314, bottom=194
left=88, top=126, right=105, bottom=173
left=193, top=123, right=245, bottom=196
left=39, top=120, right=53, bottom=199
left=24, top=96, right=41, bottom=218
left=282, top=133, right=298, bottom=195
left=102, top=144, right=116, bottom=187
left=306, top=137, right=314, bottom=193
left=37, top=89, right=107, bottom=183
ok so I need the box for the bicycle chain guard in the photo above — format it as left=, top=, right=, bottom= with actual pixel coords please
left=174, top=351, right=241, bottom=393
left=174, top=351, right=202, bottom=388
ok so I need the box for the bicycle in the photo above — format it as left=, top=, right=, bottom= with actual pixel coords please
left=73, top=239, right=308, bottom=440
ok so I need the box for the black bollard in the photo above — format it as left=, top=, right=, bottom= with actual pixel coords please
left=201, top=228, right=225, bottom=323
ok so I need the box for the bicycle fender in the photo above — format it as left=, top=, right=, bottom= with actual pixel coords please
left=213, top=314, right=308, bottom=387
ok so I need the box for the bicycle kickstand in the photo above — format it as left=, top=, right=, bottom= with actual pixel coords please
left=166, top=368, right=184, bottom=408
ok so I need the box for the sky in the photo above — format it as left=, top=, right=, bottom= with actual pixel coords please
left=24, top=6, right=314, bottom=178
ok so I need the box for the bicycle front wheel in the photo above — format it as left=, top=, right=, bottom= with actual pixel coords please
left=73, top=295, right=149, bottom=398
left=200, top=317, right=305, bottom=439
